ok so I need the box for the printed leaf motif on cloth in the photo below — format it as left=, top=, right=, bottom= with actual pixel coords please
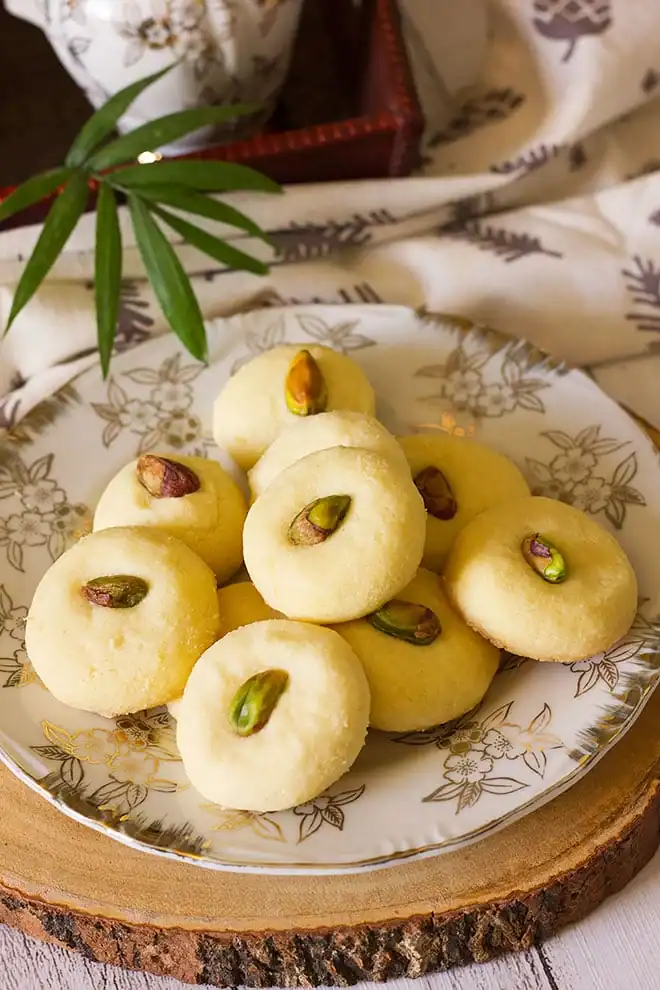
left=532, top=0, right=613, bottom=63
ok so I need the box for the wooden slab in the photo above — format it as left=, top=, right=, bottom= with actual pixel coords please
left=0, top=677, right=659, bottom=987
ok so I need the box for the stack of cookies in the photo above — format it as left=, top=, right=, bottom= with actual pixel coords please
left=25, top=343, right=638, bottom=814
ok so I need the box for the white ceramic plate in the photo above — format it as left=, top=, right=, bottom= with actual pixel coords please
left=1, top=305, right=659, bottom=875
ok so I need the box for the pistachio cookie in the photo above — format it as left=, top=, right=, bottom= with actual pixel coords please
left=176, top=620, right=370, bottom=811
left=243, top=446, right=427, bottom=623
left=26, top=527, right=221, bottom=717
left=213, top=344, right=376, bottom=470
left=168, top=582, right=281, bottom=719
left=398, top=434, right=530, bottom=572
left=444, top=496, right=638, bottom=662
left=93, top=453, right=246, bottom=583
left=216, top=581, right=282, bottom=631
left=249, top=410, right=409, bottom=499
left=334, top=568, right=499, bottom=731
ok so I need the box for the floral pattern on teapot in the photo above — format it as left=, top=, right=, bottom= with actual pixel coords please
left=5, top=0, right=304, bottom=152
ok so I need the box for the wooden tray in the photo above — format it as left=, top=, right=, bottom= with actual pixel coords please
left=0, top=0, right=423, bottom=231
left=0, top=614, right=659, bottom=985
left=183, top=0, right=424, bottom=184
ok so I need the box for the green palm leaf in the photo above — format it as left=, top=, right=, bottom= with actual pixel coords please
left=9, top=66, right=277, bottom=372
left=152, top=204, right=269, bottom=275
left=95, top=184, right=122, bottom=378
left=128, top=195, right=207, bottom=362
left=0, top=168, right=73, bottom=226
left=66, top=65, right=174, bottom=167
left=130, top=184, right=271, bottom=242
left=110, top=160, right=281, bottom=194
left=88, top=104, right=257, bottom=170
left=5, top=171, right=90, bottom=332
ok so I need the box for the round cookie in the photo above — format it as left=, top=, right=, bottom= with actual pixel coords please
left=176, top=619, right=370, bottom=811
left=93, top=453, right=246, bottom=583
left=248, top=410, right=409, bottom=500
left=216, top=581, right=282, bottom=632
left=444, top=496, right=638, bottom=662
left=243, top=446, right=427, bottom=623
left=398, top=434, right=530, bottom=572
left=25, top=527, right=221, bottom=717
left=168, top=582, right=280, bottom=720
left=334, top=568, right=499, bottom=732
left=213, top=344, right=376, bottom=470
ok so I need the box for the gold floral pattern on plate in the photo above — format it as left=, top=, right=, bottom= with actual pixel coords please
left=0, top=452, right=91, bottom=571
left=202, top=785, right=369, bottom=846
left=0, top=586, right=38, bottom=689
left=92, top=353, right=211, bottom=456
left=293, top=786, right=366, bottom=843
left=415, top=330, right=551, bottom=419
left=205, top=807, right=286, bottom=843
left=229, top=312, right=376, bottom=375
left=31, top=709, right=186, bottom=832
left=526, top=425, right=646, bottom=528
left=0, top=647, right=36, bottom=690
left=415, top=702, right=562, bottom=814
left=568, top=608, right=660, bottom=698
left=0, top=307, right=658, bottom=873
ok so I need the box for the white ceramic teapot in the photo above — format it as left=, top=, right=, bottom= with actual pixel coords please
left=4, top=0, right=304, bottom=152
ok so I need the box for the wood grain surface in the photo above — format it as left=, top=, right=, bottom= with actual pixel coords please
left=0, top=671, right=658, bottom=986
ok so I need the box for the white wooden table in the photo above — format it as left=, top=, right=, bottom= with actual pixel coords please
left=2, top=849, right=659, bottom=990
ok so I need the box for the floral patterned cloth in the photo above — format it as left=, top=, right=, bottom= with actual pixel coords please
left=0, top=0, right=659, bottom=431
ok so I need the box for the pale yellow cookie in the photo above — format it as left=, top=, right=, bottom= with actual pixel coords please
left=216, top=581, right=282, bottom=632
left=249, top=410, right=409, bottom=500
left=243, top=447, right=427, bottom=623
left=176, top=619, right=370, bottom=811
left=334, top=568, right=499, bottom=731
left=213, top=344, right=376, bottom=470
left=398, top=434, right=530, bottom=572
left=93, top=453, right=246, bottom=583
left=25, top=527, right=221, bottom=717
left=443, top=496, right=638, bottom=662
left=168, top=582, right=281, bottom=719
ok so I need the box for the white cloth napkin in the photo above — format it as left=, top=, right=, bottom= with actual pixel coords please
left=1, top=0, right=659, bottom=432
